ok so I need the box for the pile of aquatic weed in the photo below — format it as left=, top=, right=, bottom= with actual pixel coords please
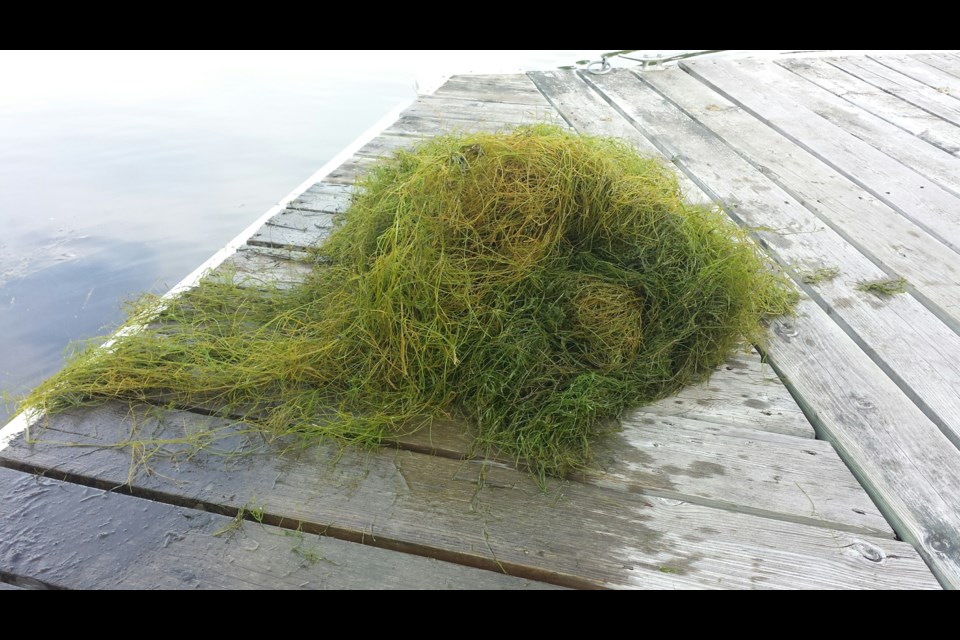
left=24, top=125, right=796, bottom=478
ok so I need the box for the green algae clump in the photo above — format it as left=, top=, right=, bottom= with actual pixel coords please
left=24, top=125, right=796, bottom=478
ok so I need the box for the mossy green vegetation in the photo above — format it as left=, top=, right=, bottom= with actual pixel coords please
left=856, top=276, right=908, bottom=297
left=799, top=266, right=840, bottom=285
left=23, top=125, right=796, bottom=479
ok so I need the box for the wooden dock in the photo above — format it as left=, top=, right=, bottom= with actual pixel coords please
left=4, top=52, right=960, bottom=589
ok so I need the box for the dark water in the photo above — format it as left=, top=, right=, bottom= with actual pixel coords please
left=0, top=50, right=610, bottom=424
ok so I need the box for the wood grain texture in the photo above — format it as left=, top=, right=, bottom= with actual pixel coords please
left=682, top=58, right=960, bottom=255
left=761, top=303, right=960, bottom=588
left=0, top=466, right=559, bottom=590
left=393, top=373, right=880, bottom=536
left=586, top=68, right=960, bottom=449
left=728, top=60, right=960, bottom=196
left=221, top=246, right=314, bottom=290
left=247, top=216, right=333, bottom=250
left=635, top=363, right=812, bottom=438
left=869, top=55, right=960, bottom=106
left=654, top=64, right=960, bottom=333
left=404, top=95, right=560, bottom=124
left=828, top=56, right=960, bottom=127
left=591, top=413, right=890, bottom=536
left=288, top=183, right=352, bottom=213
left=433, top=74, right=553, bottom=106
left=911, top=54, right=960, bottom=81
left=354, top=133, right=421, bottom=159
left=779, top=57, right=960, bottom=156
left=0, top=404, right=936, bottom=589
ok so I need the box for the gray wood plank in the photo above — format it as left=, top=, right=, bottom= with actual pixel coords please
left=0, top=466, right=559, bottom=590
left=762, top=58, right=960, bottom=194
left=761, top=302, right=960, bottom=588
left=247, top=212, right=334, bottom=250
left=912, top=53, right=960, bottom=81
left=220, top=246, right=315, bottom=290
left=870, top=55, right=960, bottom=104
left=405, top=95, right=560, bottom=124
left=636, top=360, right=812, bottom=438
left=1, top=404, right=937, bottom=589
left=0, top=582, right=23, bottom=590
left=592, top=413, right=891, bottom=536
left=586, top=68, right=960, bottom=450
left=288, top=183, right=353, bottom=213
left=377, top=367, right=882, bottom=536
left=670, top=62, right=960, bottom=332
left=828, top=56, right=960, bottom=126
left=263, top=209, right=336, bottom=233
left=779, top=57, right=960, bottom=156
left=434, top=74, right=553, bottom=105
left=322, top=158, right=375, bottom=185
left=354, top=133, right=421, bottom=159
left=682, top=58, right=960, bottom=255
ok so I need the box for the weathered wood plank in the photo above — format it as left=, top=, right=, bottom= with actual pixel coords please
left=433, top=74, right=548, bottom=106
left=392, top=382, right=882, bottom=536
left=354, top=133, right=421, bottom=159
left=586, top=68, right=960, bottom=449
left=592, top=413, right=891, bottom=536
left=668, top=63, right=960, bottom=332
left=405, top=95, right=560, bottom=123
left=322, top=157, right=376, bottom=185
left=0, top=582, right=23, bottom=590
left=761, top=303, right=960, bottom=588
left=912, top=53, right=960, bottom=81
left=682, top=59, right=960, bottom=255
left=288, top=183, right=352, bottom=213
left=636, top=362, right=812, bottom=438
left=828, top=56, right=960, bottom=127
left=1, top=405, right=937, bottom=589
left=870, top=55, right=960, bottom=105
left=434, top=74, right=553, bottom=106
left=247, top=218, right=333, bottom=250
left=779, top=57, right=960, bottom=156
left=262, top=209, right=336, bottom=234
left=0, top=467, right=559, bottom=590
left=220, top=246, right=315, bottom=290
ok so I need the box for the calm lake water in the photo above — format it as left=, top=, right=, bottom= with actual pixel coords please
left=0, top=50, right=623, bottom=424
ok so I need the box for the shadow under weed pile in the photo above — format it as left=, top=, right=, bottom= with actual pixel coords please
left=24, top=125, right=796, bottom=479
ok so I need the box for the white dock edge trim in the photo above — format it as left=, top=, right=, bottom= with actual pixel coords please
left=0, top=96, right=414, bottom=453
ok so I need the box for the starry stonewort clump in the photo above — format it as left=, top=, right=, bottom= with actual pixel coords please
left=24, top=125, right=796, bottom=479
